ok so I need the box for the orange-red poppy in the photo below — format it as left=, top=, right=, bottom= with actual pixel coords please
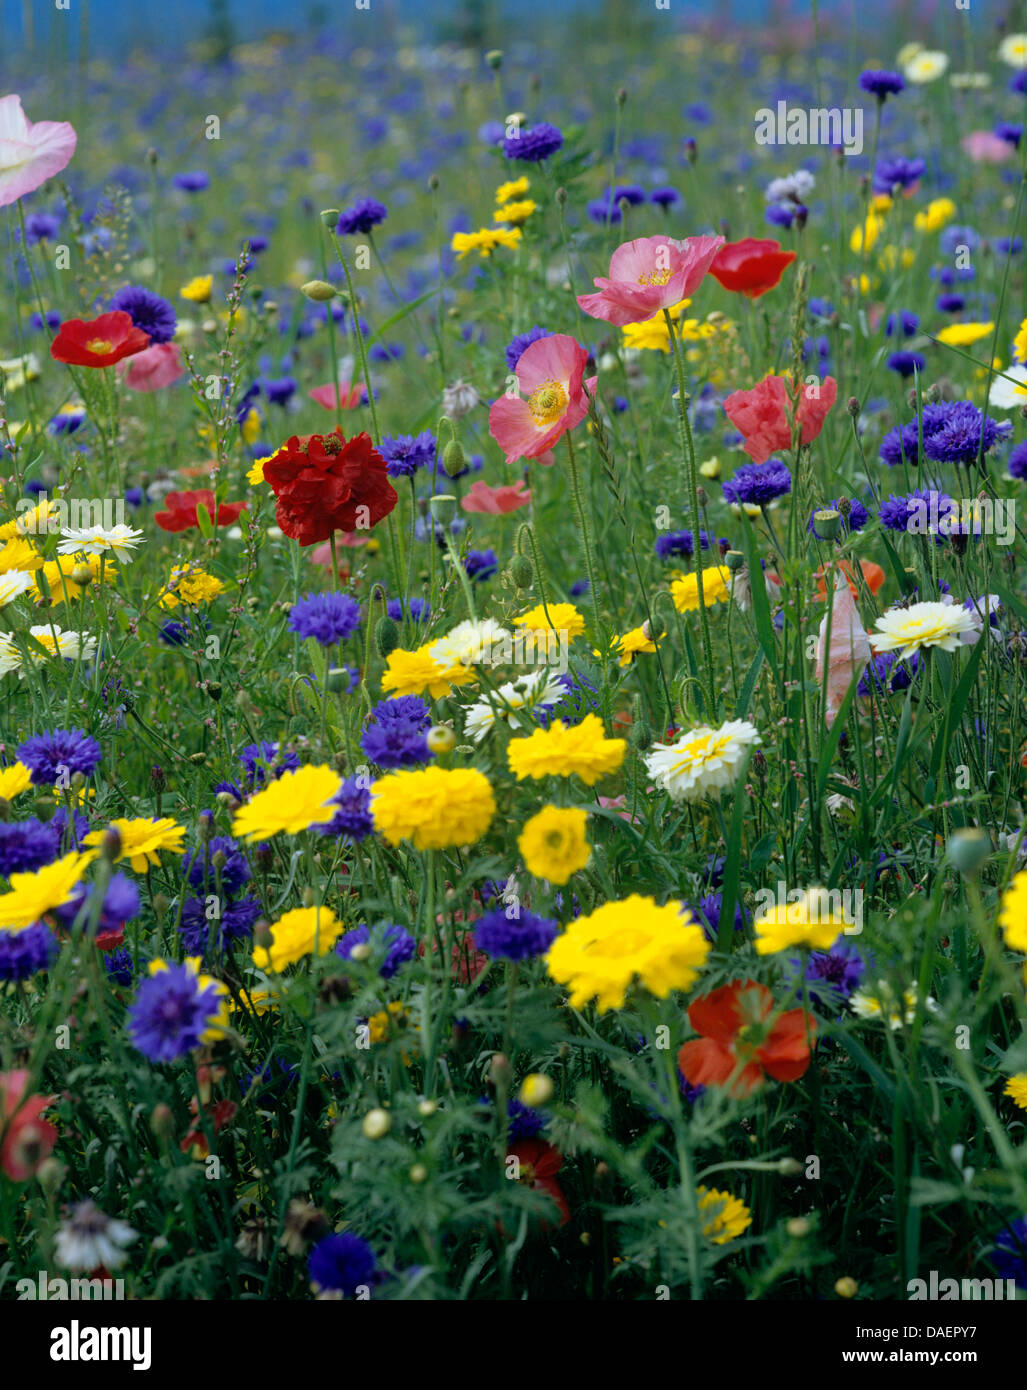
left=678, top=979, right=815, bottom=1098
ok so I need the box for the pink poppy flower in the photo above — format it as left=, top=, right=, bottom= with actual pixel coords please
left=461, top=479, right=532, bottom=514
left=116, top=342, right=186, bottom=392
left=961, top=131, right=1013, bottom=164
left=488, top=334, right=596, bottom=465
left=0, top=95, right=76, bottom=208
left=577, top=234, right=724, bottom=326
left=722, top=374, right=838, bottom=463
left=815, top=569, right=871, bottom=727
left=310, top=532, right=371, bottom=568
left=309, top=381, right=366, bottom=410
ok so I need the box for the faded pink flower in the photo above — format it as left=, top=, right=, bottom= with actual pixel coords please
left=961, top=131, right=1014, bottom=164
left=0, top=95, right=76, bottom=208
left=488, top=334, right=596, bottom=465
left=815, top=570, right=871, bottom=726
left=309, top=381, right=366, bottom=410
left=310, top=532, right=371, bottom=567
left=116, top=342, right=186, bottom=392
left=577, top=234, right=724, bottom=326
left=461, top=479, right=532, bottom=514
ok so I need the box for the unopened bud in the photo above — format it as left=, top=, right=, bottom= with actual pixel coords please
left=426, top=725, right=455, bottom=754
left=485, top=49, right=503, bottom=70
left=375, top=615, right=399, bottom=658
left=300, top=279, right=338, bottom=302
left=846, top=395, right=861, bottom=417
left=70, top=563, right=93, bottom=587
left=489, top=1052, right=513, bottom=1088
left=150, top=1103, right=175, bottom=1139
left=509, top=554, right=534, bottom=590
left=946, top=827, right=991, bottom=877
left=787, top=1216, right=812, bottom=1238
left=362, top=1108, right=391, bottom=1140
left=724, top=549, right=745, bottom=572
left=442, top=440, right=466, bottom=477
left=834, top=1276, right=858, bottom=1299
left=409, top=1162, right=429, bottom=1184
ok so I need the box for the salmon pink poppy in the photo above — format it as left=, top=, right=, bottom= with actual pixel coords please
left=154, top=490, right=248, bottom=533
left=50, top=311, right=150, bottom=369
left=709, top=237, right=797, bottom=299
left=0, top=95, right=77, bottom=208
left=461, top=479, right=532, bottom=514
left=813, top=558, right=885, bottom=600
left=577, top=234, right=724, bottom=327
left=0, top=1069, right=57, bottom=1181
left=116, top=342, right=186, bottom=392
left=489, top=334, right=596, bottom=464
left=309, top=381, right=366, bottom=411
left=723, top=374, right=837, bottom=463
left=678, top=979, right=815, bottom=1098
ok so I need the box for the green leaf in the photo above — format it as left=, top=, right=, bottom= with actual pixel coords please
left=735, top=647, right=764, bottom=721
left=739, top=514, right=779, bottom=682
left=195, top=503, right=214, bottom=539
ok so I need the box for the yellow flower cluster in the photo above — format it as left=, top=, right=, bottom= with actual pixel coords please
left=371, top=766, right=496, bottom=849
left=508, top=713, right=625, bottom=785
left=253, top=905, right=343, bottom=972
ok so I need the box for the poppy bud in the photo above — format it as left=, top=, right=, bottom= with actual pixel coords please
left=428, top=173, right=440, bottom=192
left=189, top=751, right=206, bottom=766
left=300, top=280, right=337, bottom=302
left=485, top=49, right=503, bottom=70
left=555, top=186, right=567, bottom=206
left=150, top=764, right=166, bottom=793
left=362, top=1108, right=391, bottom=1140
left=326, top=667, right=350, bottom=692
left=489, top=1053, right=513, bottom=1088
left=375, top=616, right=399, bottom=658
left=946, top=827, right=991, bottom=877
left=509, top=555, right=534, bottom=589
left=443, top=440, right=466, bottom=477
left=101, top=826, right=121, bottom=861
left=150, top=1103, right=175, bottom=1139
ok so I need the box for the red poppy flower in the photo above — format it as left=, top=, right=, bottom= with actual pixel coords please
left=154, top=489, right=248, bottom=533
left=813, top=558, right=885, bottom=600
left=263, top=429, right=398, bottom=547
left=50, top=310, right=151, bottom=368
left=722, top=374, right=837, bottom=463
left=0, top=1069, right=57, bottom=1181
left=709, top=237, right=797, bottom=299
left=678, top=979, right=815, bottom=1098
left=509, top=1138, right=570, bottom=1225
left=180, top=1098, right=237, bottom=1159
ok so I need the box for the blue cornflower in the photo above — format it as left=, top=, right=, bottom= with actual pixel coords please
left=505, top=325, right=552, bottom=372
left=1008, top=442, right=1027, bottom=479
left=178, top=894, right=261, bottom=955
left=991, top=1218, right=1027, bottom=1289
left=878, top=489, right=953, bottom=532
left=655, top=529, right=714, bottom=560
left=108, top=285, right=177, bottom=344
left=335, top=923, right=416, bottom=979
left=722, top=460, right=792, bottom=507
left=23, top=212, right=60, bottom=243
left=0, top=922, right=58, bottom=981
left=172, top=171, right=209, bottom=192
left=308, top=1232, right=378, bottom=1296
left=502, top=122, right=563, bottom=162
left=859, top=69, right=905, bottom=99
left=0, top=819, right=61, bottom=876
left=127, top=964, right=223, bottom=1063
left=790, top=939, right=865, bottom=1002
left=808, top=498, right=869, bottom=538
left=261, top=376, right=297, bottom=406
left=182, top=836, right=251, bottom=896
left=588, top=197, right=622, bottom=225
left=464, top=549, right=498, bottom=581
left=31, top=309, right=61, bottom=331
left=936, top=293, right=965, bottom=313
left=288, top=592, right=361, bottom=645
left=239, top=741, right=301, bottom=788
left=887, top=351, right=926, bottom=378
left=922, top=401, right=1009, bottom=466
left=159, top=620, right=190, bottom=646
left=56, top=873, right=141, bottom=935
left=361, top=696, right=431, bottom=769
left=765, top=204, right=795, bottom=229
left=612, top=184, right=647, bottom=206
left=650, top=186, right=681, bottom=208
left=315, top=777, right=374, bottom=839
left=378, top=430, right=436, bottom=478
left=104, top=948, right=134, bottom=987
left=995, top=236, right=1024, bottom=256
left=17, top=728, right=102, bottom=784
left=694, top=892, right=745, bottom=944
left=473, top=906, right=557, bottom=961
left=336, top=199, right=388, bottom=235
left=858, top=651, right=922, bottom=697
left=873, top=155, right=925, bottom=194
left=386, top=597, right=430, bottom=623
left=996, top=121, right=1023, bottom=147
left=885, top=310, right=920, bottom=338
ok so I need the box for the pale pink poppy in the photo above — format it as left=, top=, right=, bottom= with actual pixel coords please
left=309, top=381, right=366, bottom=410
left=815, top=570, right=871, bottom=726
left=961, top=131, right=1013, bottom=164
left=0, top=95, right=76, bottom=208
left=577, top=234, right=725, bottom=327
left=461, top=479, right=532, bottom=514
left=534, top=450, right=556, bottom=467
left=116, top=342, right=186, bottom=392
left=310, top=531, right=370, bottom=567
left=488, top=334, right=596, bottom=465
left=598, top=794, right=642, bottom=825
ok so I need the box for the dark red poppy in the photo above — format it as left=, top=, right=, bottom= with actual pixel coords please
left=50, top=310, right=151, bottom=368
left=180, top=1098, right=237, bottom=1159
left=154, top=489, right=248, bottom=533
left=509, top=1138, right=570, bottom=1225
left=262, top=429, right=398, bottom=547
left=678, top=979, right=815, bottom=1098
left=709, top=238, right=797, bottom=299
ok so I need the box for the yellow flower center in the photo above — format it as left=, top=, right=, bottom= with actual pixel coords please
left=637, top=268, right=672, bottom=286
left=85, top=338, right=114, bottom=355
left=527, top=379, right=568, bottom=426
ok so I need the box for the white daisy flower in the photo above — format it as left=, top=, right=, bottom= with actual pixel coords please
left=462, top=670, right=567, bottom=743
left=869, top=601, right=977, bottom=659
left=0, top=569, right=36, bottom=608
left=988, top=364, right=1027, bottom=411
left=998, top=33, right=1027, bottom=68
left=851, top=981, right=937, bottom=1030
left=56, top=524, right=145, bottom=564
left=903, top=50, right=949, bottom=84
left=645, top=719, right=761, bottom=803
left=54, top=1200, right=137, bottom=1272
left=430, top=618, right=511, bottom=669
left=0, top=625, right=97, bottom=677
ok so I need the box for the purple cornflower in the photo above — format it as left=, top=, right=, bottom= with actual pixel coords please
left=502, top=122, right=563, bottom=162
left=308, top=1232, right=378, bottom=1296
left=288, top=592, right=361, bottom=645
left=104, top=949, right=134, bottom=987
left=178, top=894, right=261, bottom=955
left=887, top=351, right=926, bottom=378
left=0, top=922, right=58, bottom=981
left=335, top=922, right=416, bottom=978
left=172, top=171, right=209, bottom=192
left=885, top=310, right=919, bottom=338
left=991, top=1219, right=1027, bottom=1288
left=108, top=285, right=177, bottom=344
left=858, top=650, right=922, bottom=697
left=473, top=906, right=557, bottom=961
left=0, top=819, right=61, bottom=876
left=722, top=460, right=792, bottom=507
left=336, top=199, right=387, bottom=235
left=239, top=741, right=301, bottom=788
left=873, top=155, right=925, bottom=194
left=17, top=728, right=102, bottom=784
left=505, top=325, right=552, bottom=373
left=127, top=963, right=223, bottom=1063
left=56, top=873, right=141, bottom=935
left=859, top=69, right=905, bottom=99
left=23, top=212, right=60, bottom=243
left=386, top=597, right=430, bottom=623
left=649, top=186, right=680, bottom=208
left=878, top=489, right=953, bottom=533
left=361, top=696, right=431, bottom=769
left=996, top=121, right=1023, bottom=147
left=183, top=836, right=251, bottom=896
left=1008, top=442, right=1027, bottom=479
left=694, top=892, right=745, bottom=944
left=315, top=777, right=374, bottom=839
left=922, top=401, right=1010, bottom=466
left=655, top=529, right=715, bottom=560
left=378, top=430, right=436, bottom=478
left=787, top=939, right=865, bottom=1002
left=464, top=549, right=498, bottom=581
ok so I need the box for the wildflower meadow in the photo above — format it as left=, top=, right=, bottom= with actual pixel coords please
left=3, top=0, right=1027, bottom=1340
